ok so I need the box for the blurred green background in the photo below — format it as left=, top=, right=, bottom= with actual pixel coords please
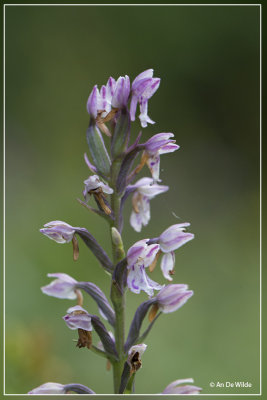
left=5, top=4, right=260, bottom=395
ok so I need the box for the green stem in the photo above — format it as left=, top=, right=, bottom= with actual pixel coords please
left=110, top=159, right=127, bottom=394
left=125, top=372, right=136, bottom=394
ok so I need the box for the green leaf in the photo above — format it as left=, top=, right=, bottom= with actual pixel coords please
left=86, top=122, right=111, bottom=177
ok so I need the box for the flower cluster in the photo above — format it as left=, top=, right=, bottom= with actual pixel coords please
left=29, top=69, right=201, bottom=395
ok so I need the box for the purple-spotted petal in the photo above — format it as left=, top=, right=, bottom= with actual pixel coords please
left=147, top=154, right=160, bottom=181
left=132, top=78, right=154, bottom=98
left=98, top=85, right=111, bottom=114
left=127, top=265, right=163, bottom=296
left=106, top=76, right=116, bottom=100
left=140, top=78, right=160, bottom=100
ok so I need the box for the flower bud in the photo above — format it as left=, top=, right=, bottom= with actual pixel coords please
left=159, top=223, right=194, bottom=253
left=111, top=227, right=123, bottom=247
left=40, top=221, right=75, bottom=243
left=156, top=284, right=193, bottom=313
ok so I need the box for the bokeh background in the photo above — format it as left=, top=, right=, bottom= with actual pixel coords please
left=5, top=4, right=260, bottom=395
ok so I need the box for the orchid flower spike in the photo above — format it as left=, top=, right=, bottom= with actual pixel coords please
left=40, top=221, right=81, bottom=260
left=159, top=223, right=194, bottom=280
left=143, top=133, right=179, bottom=181
left=127, top=239, right=163, bottom=296
left=162, top=378, right=202, bottom=394
left=128, top=177, right=169, bottom=232
left=83, top=175, right=113, bottom=215
left=63, top=305, right=93, bottom=349
left=130, top=69, right=160, bottom=128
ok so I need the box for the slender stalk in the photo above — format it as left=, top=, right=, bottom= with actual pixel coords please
left=110, top=159, right=127, bottom=393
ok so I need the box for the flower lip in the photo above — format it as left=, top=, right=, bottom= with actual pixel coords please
left=127, top=239, right=160, bottom=270
left=127, top=264, right=163, bottom=296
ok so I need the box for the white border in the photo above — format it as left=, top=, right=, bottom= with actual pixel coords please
left=3, top=3, right=262, bottom=397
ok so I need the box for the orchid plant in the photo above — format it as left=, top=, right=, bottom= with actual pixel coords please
left=29, top=69, right=201, bottom=395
